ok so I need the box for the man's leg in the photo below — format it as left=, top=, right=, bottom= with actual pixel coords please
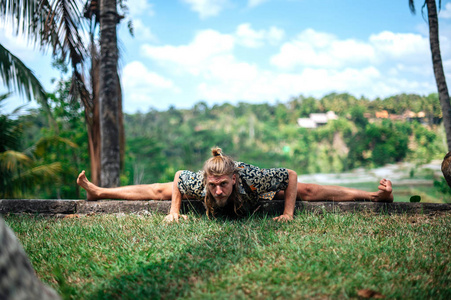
left=77, top=171, right=173, bottom=201
left=276, top=179, right=393, bottom=202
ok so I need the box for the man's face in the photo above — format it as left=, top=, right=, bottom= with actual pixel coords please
left=206, top=174, right=236, bottom=207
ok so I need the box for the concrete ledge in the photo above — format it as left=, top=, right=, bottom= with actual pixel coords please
left=1, top=199, right=451, bottom=216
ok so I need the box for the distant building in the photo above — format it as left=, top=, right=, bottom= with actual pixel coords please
left=297, top=111, right=338, bottom=128
left=369, top=110, right=428, bottom=123
left=375, top=110, right=389, bottom=118
left=403, top=110, right=416, bottom=118
left=297, top=118, right=317, bottom=128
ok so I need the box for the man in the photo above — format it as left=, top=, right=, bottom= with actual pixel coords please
left=166, top=148, right=297, bottom=222
left=77, top=148, right=393, bottom=222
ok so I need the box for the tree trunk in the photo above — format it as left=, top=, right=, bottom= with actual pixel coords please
left=86, top=103, right=101, bottom=186
left=89, top=38, right=101, bottom=186
left=99, top=0, right=120, bottom=187
left=117, top=73, right=125, bottom=170
left=427, top=0, right=451, bottom=151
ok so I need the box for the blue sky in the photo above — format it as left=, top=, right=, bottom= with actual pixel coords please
left=2, top=0, right=451, bottom=114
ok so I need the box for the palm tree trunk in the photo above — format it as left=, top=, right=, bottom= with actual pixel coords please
left=99, top=0, right=120, bottom=187
left=89, top=38, right=101, bottom=186
left=426, top=0, right=451, bottom=151
left=117, top=73, right=126, bottom=170
left=86, top=102, right=101, bottom=186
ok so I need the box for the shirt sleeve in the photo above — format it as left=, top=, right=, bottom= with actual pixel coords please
left=236, top=162, right=289, bottom=195
left=177, top=170, right=205, bottom=200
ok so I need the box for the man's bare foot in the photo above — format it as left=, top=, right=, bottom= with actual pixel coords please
left=373, top=179, right=394, bottom=202
left=76, top=171, right=100, bottom=201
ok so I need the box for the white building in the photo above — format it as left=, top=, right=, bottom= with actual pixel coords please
left=297, top=111, right=338, bottom=128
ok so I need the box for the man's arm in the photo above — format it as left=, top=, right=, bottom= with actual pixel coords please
left=273, top=169, right=297, bottom=222
left=164, top=171, right=188, bottom=223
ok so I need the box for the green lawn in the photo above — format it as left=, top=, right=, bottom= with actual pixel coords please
left=5, top=212, right=451, bottom=299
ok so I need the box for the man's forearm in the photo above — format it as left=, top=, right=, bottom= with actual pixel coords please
left=282, top=169, right=298, bottom=217
left=169, top=171, right=183, bottom=214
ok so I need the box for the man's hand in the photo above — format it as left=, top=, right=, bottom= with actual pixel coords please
left=164, top=213, right=188, bottom=223
left=273, top=214, right=293, bottom=222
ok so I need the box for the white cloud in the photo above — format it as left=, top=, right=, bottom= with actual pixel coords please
left=123, top=61, right=177, bottom=90
left=128, top=0, right=154, bottom=17
left=133, top=19, right=157, bottom=41
left=235, top=23, right=284, bottom=48
left=135, top=25, right=449, bottom=111
left=248, top=0, right=268, bottom=8
left=196, top=66, right=386, bottom=103
left=122, top=61, right=180, bottom=111
left=236, top=23, right=266, bottom=48
left=141, top=29, right=234, bottom=74
left=369, top=31, right=429, bottom=61
left=267, top=27, right=285, bottom=45
left=271, top=29, right=375, bottom=69
left=206, top=55, right=259, bottom=81
left=440, top=3, right=451, bottom=19
left=271, top=29, right=432, bottom=70
left=181, top=0, right=228, bottom=18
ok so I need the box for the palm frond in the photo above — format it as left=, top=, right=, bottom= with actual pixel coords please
left=408, top=1, right=442, bottom=16
left=31, top=135, right=78, bottom=157
left=408, top=0, right=416, bottom=14
left=0, top=150, right=33, bottom=172
left=2, top=161, right=62, bottom=198
left=0, top=0, right=39, bottom=36
left=0, top=92, right=11, bottom=101
left=15, top=162, right=62, bottom=181
left=38, top=0, right=88, bottom=67
left=0, top=93, right=26, bottom=114
left=0, top=43, right=49, bottom=108
left=1, top=0, right=87, bottom=61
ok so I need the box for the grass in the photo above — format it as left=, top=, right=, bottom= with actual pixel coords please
left=4, top=211, right=451, bottom=299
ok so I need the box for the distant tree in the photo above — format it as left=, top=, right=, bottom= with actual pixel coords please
left=409, top=0, right=451, bottom=151
left=349, top=105, right=368, bottom=128
left=319, top=93, right=358, bottom=115
left=297, top=96, right=319, bottom=117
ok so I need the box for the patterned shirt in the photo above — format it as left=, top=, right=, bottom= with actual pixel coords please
left=177, top=162, right=289, bottom=211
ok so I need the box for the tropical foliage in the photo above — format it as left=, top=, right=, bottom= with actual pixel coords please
left=409, top=0, right=451, bottom=151
left=122, top=93, right=445, bottom=183
left=1, top=0, right=132, bottom=188
left=0, top=95, right=65, bottom=198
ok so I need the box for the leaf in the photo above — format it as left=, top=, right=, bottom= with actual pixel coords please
left=410, top=195, right=421, bottom=203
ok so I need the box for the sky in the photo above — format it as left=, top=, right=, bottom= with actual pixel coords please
left=1, top=0, right=451, bottom=114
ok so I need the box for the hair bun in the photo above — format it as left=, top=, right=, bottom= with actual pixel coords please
left=211, top=147, right=223, bottom=157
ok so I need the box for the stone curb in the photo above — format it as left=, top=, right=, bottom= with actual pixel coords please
left=1, top=199, right=450, bottom=216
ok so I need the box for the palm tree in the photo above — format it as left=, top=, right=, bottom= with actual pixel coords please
left=83, top=0, right=126, bottom=187
left=409, top=0, right=451, bottom=151
left=1, top=0, right=127, bottom=187
left=98, top=0, right=120, bottom=187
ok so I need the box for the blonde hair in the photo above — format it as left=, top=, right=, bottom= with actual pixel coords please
left=203, top=147, right=243, bottom=217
